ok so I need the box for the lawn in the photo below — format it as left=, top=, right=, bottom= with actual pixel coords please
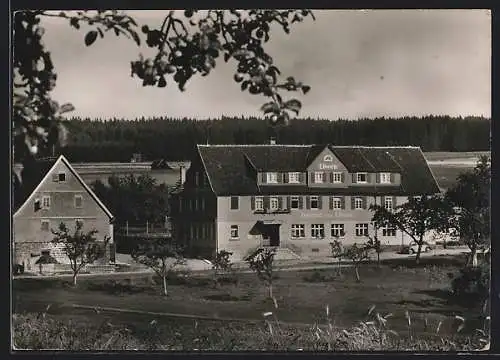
left=13, top=256, right=485, bottom=347
left=423, top=151, right=490, bottom=161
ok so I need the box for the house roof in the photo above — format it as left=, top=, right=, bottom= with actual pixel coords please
left=13, top=155, right=114, bottom=219
left=196, top=144, right=440, bottom=196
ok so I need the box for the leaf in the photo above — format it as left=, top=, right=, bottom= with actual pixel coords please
left=130, top=30, right=141, bottom=46
left=241, top=80, right=249, bottom=91
left=97, top=28, right=104, bottom=38
left=59, top=103, right=75, bottom=114
left=84, top=30, right=98, bottom=46
left=283, top=99, right=302, bottom=115
left=260, top=102, right=279, bottom=114
left=301, top=85, right=311, bottom=94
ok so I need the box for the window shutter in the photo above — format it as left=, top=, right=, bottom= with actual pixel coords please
left=306, top=196, right=311, bottom=209
left=278, top=197, right=283, bottom=209
left=381, top=196, right=385, bottom=207
left=390, top=173, right=395, bottom=183
left=310, top=172, right=315, bottom=184
left=363, top=196, right=367, bottom=209
left=329, top=173, right=334, bottom=183
left=392, top=196, right=397, bottom=207
left=260, top=172, right=266, bottom=183
left=286, top=196, right=291, bottom=209
left=376, top=173, right=381, bottom=183
left=299, top=196, right=304, bottom=209
left=284, top=173, right=289, bottom=183
left=322, top=172, right=327, bottom=182
left=318, top=196, right=323, bottom=209
left=352, top=173, right=357, bottom=183
left=52, top=174, right=59, bottom=182
left=277, top=173, right=283, bottom=184
left=329, top=196, right=333, bottom=209
left=367, top=173, right=372, bottom=183
left=351, top=196, right=355, bottom=210
left=251, top=196, right=255, bottom=210
left=341, top=196, right=346, bottom=209
left=299, top=173, right=304, bottom=183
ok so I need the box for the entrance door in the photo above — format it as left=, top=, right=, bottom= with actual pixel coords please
left=268, top=224, right=280, bottom=247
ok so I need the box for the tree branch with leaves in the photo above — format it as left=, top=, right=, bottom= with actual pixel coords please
left=13, top=9, right=314, bottom=166
left=445, top=156, right=490, bottom=267
left=51, top=221, right=110, bottom=286
left=131, top=237, right=186, bottom=296
left=370, top=195, right=448, bottom=264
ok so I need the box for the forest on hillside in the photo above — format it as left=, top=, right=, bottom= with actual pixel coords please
left=40, top=115, right=490, bottom=162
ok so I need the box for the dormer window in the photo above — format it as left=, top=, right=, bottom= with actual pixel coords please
left=266, top=172, right=278, bottom=184
left=323, top=154, right=333, bottom=162
left=288, top=172, right=300, bottom=184
left=356, top=173, right=367, bottom=183
left=380, top=173, right=391, bottom=184
left=314, top=171, right=324, bottom=183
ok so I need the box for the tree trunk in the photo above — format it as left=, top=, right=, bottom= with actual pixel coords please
left=337, top=260, right=342, bottom=275
left=72, top=273, right=78, bottom=286
left=268, top=283, right=273, bottom=299
left=354, top=266, right=360, bottom=282
left=415, top=240, right=423, bottom=265
left=468, top=245, right=478, bottom=267
left=377, top=252, right=380, bottom=268
left=162, top=276, right=168, bottom=296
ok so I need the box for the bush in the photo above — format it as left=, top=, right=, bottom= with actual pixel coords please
left=451, top=262, right=489, bottom=306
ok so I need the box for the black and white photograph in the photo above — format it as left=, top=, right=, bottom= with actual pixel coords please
left=11, top=9, right=491, bottom=352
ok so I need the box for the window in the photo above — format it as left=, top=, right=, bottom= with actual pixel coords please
left=288, top=172, right=300, bottom=183
left=41, top=220, right=50, bottom=232
left=230, top=196, right=239, bottom=210
left=291, top=224, right=305, bottom=238
left=290, top=196, right=300, bottom=209
left=75, top=218, right=84, bottom=228
left=310, top=196, right=319, bottom=209
left=58, top=172, right=66, bottom=182
left=255, top=196, right=264, bottom=211
left=355, top=223, right=369, bottom=237
left=356, top=173, right=367, bottom=183
left=314, top=171, right=324, bottom=183
left=42, top=195, right=51, bottom=209
left=384, top=197, right=393, bottom=210
left=323, top=154, right=333, bottom=162
left=333, top=172, right=343, bottom=183
left=266, top=172, right=278, bottom=184
left=270, top=197, right=279, bottom=211
left=194, top=172, right=199, bottom=186
left=34, top=198, right=41, bottom=211
left=311, top=224, right=325, bottom=238
left=332, top=197, right=342, bottom=210
left=230, top=225, right=239, bottom=239
left=354, top=197, right=364, bottom=210
left=382, top=225, right=397, bottom=237
left=74, top=195, right=83, bottom=209
left=331, top=224, right=345, bottom=237
left=380, top=173, right=391, bottom=184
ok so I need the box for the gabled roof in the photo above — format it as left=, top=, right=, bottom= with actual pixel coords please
left=13, top=155, right=114, bottom=219
left=196, top=144, right=440, bottom=196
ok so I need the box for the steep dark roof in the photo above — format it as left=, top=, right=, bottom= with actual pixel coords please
left=197, top=145, right=440, bottom=196
left=13, top=157, right=58, bottom=212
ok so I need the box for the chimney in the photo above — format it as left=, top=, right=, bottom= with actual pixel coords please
left=180, top=165, right=186, bottom=184
left=269, top=137, right=276, bottom=145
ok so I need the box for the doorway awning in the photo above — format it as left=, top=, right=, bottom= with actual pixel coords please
left=249, top=220, right=282, bottom=235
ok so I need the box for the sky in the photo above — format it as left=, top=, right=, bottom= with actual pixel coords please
left=39, top=9, right=491, bottom=120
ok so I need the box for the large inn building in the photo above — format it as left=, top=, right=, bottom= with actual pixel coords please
left=169, top=144, right=441, bottom=261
